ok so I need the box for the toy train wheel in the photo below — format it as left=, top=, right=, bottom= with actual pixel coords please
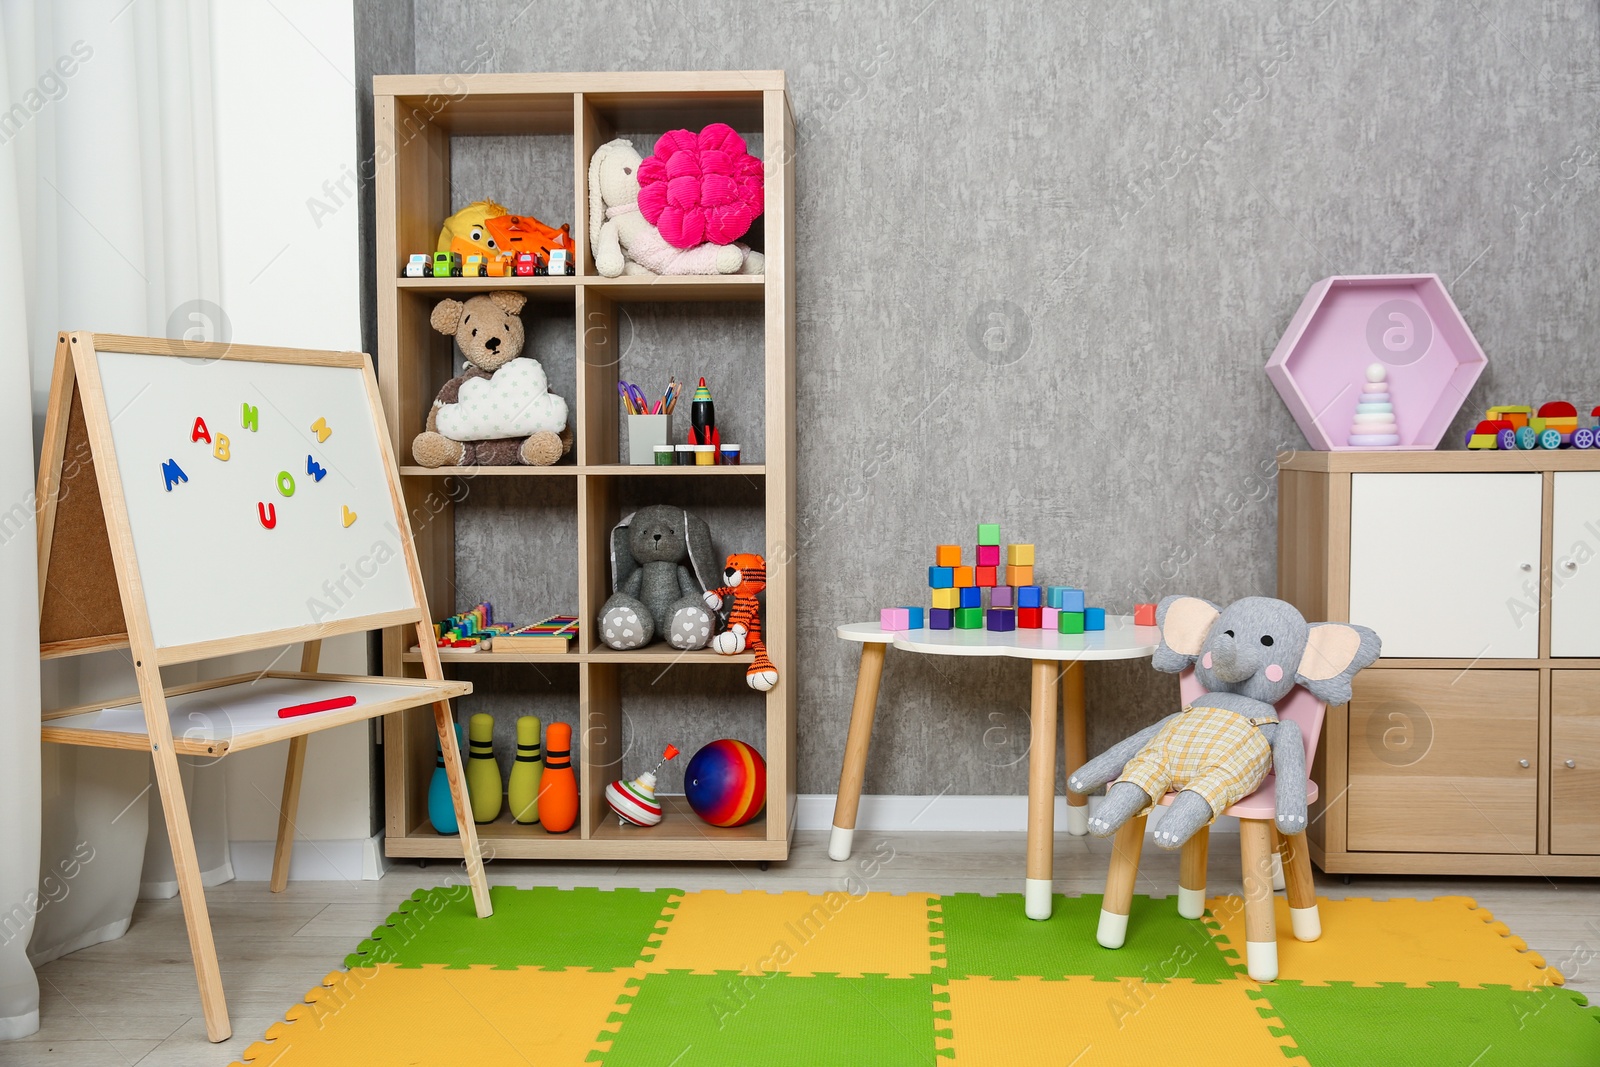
left=1574, top=427, right=1595, bottom=450
left=1497, top=429, right=1517, bottom=450
left=1516, top=427, right=1538, bottom=450
left=1540, top=428, right=1562, bottom=450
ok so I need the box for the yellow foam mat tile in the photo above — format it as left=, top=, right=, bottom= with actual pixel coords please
left=938, top=976, right=1307, bottom=1066
left=646, top=889, right=937, bottom=977
left=234, top=964, right=632, bottom=1066
left=1205, top=895, right=1565, bottom=990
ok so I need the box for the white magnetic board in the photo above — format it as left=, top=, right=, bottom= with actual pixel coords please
left=93, top=348, right=417, bottom=649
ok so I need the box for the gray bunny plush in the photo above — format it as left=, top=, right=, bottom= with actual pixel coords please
left=597, top=505, right=720, bottom=651
left=1069, top=595, right=1380, bottom=849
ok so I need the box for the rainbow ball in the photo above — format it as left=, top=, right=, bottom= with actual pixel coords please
left=683, top=739, right=766, bottom=827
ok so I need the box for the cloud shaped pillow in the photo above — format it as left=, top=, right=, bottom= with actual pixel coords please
left=435, top=358, right=568, bottom=441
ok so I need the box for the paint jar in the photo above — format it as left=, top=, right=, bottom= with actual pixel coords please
left=693, top=444, right=715, bottom=466
left=653, top=445, right=674, bottom=466
left=675, top=445, right=696, bottom=465
left=719, top=444, right=741, bottom=465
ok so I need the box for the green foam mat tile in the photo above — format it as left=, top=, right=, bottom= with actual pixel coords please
left=937, top=893, right=1238, bottom=983
left=1256, top=982, right=1600, bottom=1066
left=346, top=885, right=681, bottom=971
left=593, top=971, right=938, bottom=1066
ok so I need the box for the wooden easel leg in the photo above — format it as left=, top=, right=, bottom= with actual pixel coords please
left=149, top=739, right=232, bottom=1041
left=436, top=700, right=492, bottom=917
left=1240, top=819, right=1279, bottom=982
left=1098, top=812, right=1146, bottom=948
left=1061, top=660, right=1088, bottom=836
left=1178, top=824, right=1209, bottom=919
left=1024, top=658, right=1060, bottom=920
left=270, top=640, right=321, bottom=893
left=829, top=641, right=887, bottom=861
left=1281, top=830, right=1321, bottom=943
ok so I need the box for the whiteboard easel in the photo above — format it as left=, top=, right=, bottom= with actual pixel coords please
left=34, top=332, right=491, bottom=1043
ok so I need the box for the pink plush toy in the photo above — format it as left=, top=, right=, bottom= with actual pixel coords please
left=637, top=123, right=764, bottom=250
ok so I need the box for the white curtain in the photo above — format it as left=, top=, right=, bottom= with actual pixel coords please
left=1, top=0, right=230, bottom=1039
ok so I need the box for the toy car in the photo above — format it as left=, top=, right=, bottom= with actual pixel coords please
left=402, top=253, right=430, bottom=278
left=547, top=248, right=571, bottom=276
left=486, top=253, right=515, bottom=277
left=463, top=255, right=489, bottom=277
left=432, top=251, right=462, bottom=278
left=513, top=251, right=542, bottom=277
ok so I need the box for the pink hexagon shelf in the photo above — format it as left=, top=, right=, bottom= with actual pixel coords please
left=1265, top=274, right=1488, bottom=451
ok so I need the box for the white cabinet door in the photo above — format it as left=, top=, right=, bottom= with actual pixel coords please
left=1349, top=473, right=1543, bottom=659
left=1551, top=472, right=1600, bottom=657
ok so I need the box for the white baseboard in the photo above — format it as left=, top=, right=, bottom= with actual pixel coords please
left=795, top=794, right=1239, bottom=836
left=229, top=830, right=388, bottom=882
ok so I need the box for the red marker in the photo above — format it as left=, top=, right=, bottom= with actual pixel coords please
left=278, top=695, right=357, bottom=719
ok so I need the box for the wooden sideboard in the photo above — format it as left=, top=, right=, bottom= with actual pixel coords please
left=1279, top=449, right=1600, bottom=876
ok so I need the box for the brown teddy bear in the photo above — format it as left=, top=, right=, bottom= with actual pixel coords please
left=411, top=291, right=573, bottom=467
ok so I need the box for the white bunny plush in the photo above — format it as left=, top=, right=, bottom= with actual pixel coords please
left=587, top=138, right=764, bottom=278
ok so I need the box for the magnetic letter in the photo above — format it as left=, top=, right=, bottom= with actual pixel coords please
left=277, top=470, right=295, bottom=497
left=161, top=459, right=187, bottom=491
left=341, top=505, right=357, bottom=528
left=258, top=502, right=277, bottom=529
left=190, top=417, right=211, bottom=444
left=241, top=402, right=259, bottom=432
left=311, top=417, right=331, bottom=443
left=213, top=433, right=230, bottom=461
left=307, top=455, right=327, bottom=482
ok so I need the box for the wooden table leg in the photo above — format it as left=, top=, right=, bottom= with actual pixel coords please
left=1025, top=658, right=1060, bottom=920
left=1061, top=659, right=1088, bottom=836
left=830, top=641, right=887, bottom=861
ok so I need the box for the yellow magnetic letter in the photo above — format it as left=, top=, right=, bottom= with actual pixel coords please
left=213, top=433, right=230, bottom=461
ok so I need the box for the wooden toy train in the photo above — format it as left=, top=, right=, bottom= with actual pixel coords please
left=1466, top=402, right=1600, bottom=450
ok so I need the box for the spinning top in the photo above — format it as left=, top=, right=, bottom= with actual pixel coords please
left=605, top=745, right=680, bottom=827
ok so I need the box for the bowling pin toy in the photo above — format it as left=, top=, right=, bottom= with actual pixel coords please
left=428, top=723, right=466, bottom=835
left=507, top=714, right=544, bottom=824
left=537, top=721, right=579, bottom=834
left=604, top=745, right=680, bottom=827
left=466, top=712, right=503, bottom=823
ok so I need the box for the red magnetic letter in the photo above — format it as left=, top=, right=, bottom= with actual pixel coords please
left=191, top=417, right=211, bottom=444
left=258, top=502, right=277, bottom=529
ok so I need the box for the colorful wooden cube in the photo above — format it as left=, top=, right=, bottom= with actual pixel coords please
left=1018, top=606, right=1042, bottom=629
left=1059, top=611, right=1085, bottom=635
left=929, top=607, right=954, bottom=630
left=936, top=544, right=962, bottom=567
left=929, top=565, right=955, bottom=588
left=1005, top=565, right=1033, bottom=587
left=931, top=587, right=960, bottom=610
left=1017, top=585, right=1043, bottom=609
left=880, top=607, right=910, bottom=630
left=906, top=607, right=925, bottom=629
left=976, top=544, right=1001, bottom=567
left=1085, top=607, right=1105, bottom=631
left=955, top=606, right=984, bottom=629
left=954, top=566, right=975, bottom=588
left=1058, top=588, right=1085, bottom=613
left=975, top=565, right=998, bottom=588
left=1134, top=603, right=1157, bottom=626
left=959, top=586, right=982, bottom=609
left=986, top=608, right=1016, bottom=632
left=977, top=523, right=1001, bottom=546
left=990, top=585, right=1014, bottom=608
left=1046, top=586, right=1068, bottom=609
left=1041, top=607, right=1060, bottom=630
left=1006, top=543, right=1035, bottom=566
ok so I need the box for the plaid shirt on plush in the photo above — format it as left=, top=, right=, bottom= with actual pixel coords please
left=1115, top=705, right=1275, bottom=819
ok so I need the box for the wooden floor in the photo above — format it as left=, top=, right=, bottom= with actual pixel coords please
left=15, top=829, right=1600, bottom=1065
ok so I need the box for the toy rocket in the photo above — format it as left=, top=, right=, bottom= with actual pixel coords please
left=604, top=745, right=680, bottom=827
left=688, top=378, right=719, bottom=453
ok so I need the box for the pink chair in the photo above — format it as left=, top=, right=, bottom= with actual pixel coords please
left=1097, top=668, right=1324, bottom=982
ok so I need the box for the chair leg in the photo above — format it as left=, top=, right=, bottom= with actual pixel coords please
left=1239, top=819, right=1279, bottom=981
left=1178, top=825, right=1209, bottom=919
left=1098, top=812, right=1146, bottom=948
left=1281, top=830, right=1321, bottom=942
left=1270, top=826, right=1287, bottom=892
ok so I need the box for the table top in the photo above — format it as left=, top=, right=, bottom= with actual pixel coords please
left=837, top=616, right=1160, bottom=661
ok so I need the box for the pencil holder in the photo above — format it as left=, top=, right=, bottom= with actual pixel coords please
left=626, top=413, right=672, bottom=465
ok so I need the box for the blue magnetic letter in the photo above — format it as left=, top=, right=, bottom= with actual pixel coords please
left=162, top=459, right=187, bottom=492
left=307, top=455, right=327, bottom=482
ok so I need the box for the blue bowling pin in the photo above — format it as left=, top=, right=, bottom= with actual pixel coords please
left=428, top=723, right=466, bottom=835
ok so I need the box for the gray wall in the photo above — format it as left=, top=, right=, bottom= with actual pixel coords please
left=363, top=0, right=1600, bottom=796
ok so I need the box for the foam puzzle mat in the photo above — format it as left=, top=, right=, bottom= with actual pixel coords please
left=235, top=886, right=1599, bottom=1066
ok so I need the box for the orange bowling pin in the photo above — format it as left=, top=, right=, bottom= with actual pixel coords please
left=538, top=721, right=579, bottom=833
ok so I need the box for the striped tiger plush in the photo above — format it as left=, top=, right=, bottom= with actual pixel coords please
left=703, top=553, right=779, bottom=691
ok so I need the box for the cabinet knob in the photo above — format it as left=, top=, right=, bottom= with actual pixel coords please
left=1519, top=758, right=1530, bottom=768
left=1567, top=759, right=1578, bottom=769
left=1563, top=560, right=1578, bottom=571
left=1520, top=562, right=1533, bottom=572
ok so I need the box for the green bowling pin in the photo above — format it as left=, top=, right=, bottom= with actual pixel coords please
left=507, top=715, right=544, bottom=824
left=466, top=712, right=503, bottom=823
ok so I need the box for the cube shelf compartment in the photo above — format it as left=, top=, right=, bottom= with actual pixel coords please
left=374, top=71, right=795, bottom=862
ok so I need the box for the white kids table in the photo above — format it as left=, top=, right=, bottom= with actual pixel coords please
left=830, top=617, right=1160, bottom=920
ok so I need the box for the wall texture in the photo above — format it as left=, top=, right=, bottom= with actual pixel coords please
left=365, top=0, right=1600, bottom=796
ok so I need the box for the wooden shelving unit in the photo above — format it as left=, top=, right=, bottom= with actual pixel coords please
left=372, top=71, right=795, bottom=862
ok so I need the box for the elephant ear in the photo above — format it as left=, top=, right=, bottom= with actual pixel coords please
left=608, top=511, right=639, bottom=593
left=679, top=509, right=718, bottom=594
left=1295, top=622, right=1382, bottom=706
left=1150, top=595, right=1220, bottom=674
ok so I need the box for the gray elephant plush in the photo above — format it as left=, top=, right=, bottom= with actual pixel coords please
left=1069, top=595, right=1380, bottom=849
left=597, top=506, right=721, bottom=651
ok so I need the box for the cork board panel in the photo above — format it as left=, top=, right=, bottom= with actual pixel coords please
left=39, top=384, right=126, bottom=647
